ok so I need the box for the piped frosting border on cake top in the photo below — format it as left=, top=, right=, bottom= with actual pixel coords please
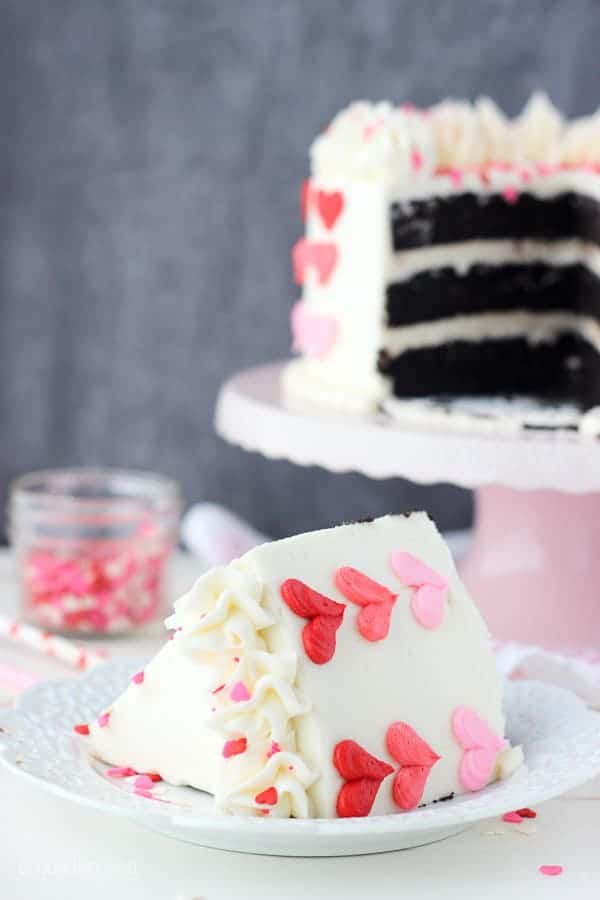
left=311, top=94, right=600, bottom=181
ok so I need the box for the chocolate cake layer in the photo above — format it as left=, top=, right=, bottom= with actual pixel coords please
left=377, top=333, right=600, bottom=408
left=386, top=262, right=600, bottom=327
left=390, top=192, right=600, bottom=251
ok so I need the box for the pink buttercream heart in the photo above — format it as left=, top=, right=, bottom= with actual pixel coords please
left=452, top=706, right=506, bottom=792
left=390, top=551, right=448, bottom=630
left=411, top=584, right=446, bottom=629
left=386, top=722, right=441, bottom=810
left=334, top=567, right=397, bottom=642
left=355, top=598, right=395, bottom=642
left=291, top=301, right=338, bottom=359
left=292, top=239, right=338, bottom=285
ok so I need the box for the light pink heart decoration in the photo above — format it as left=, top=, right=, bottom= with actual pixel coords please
left=452, top=706, right=506, bottom=792
left=390, top=551, right=448, bottom=629
left=291, top=301, right=338, bottom=359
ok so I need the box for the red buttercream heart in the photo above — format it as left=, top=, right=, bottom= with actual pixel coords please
left=280, top=579, right=345, bottom=664
left=335, top=567, right=397, bottom=642
left=300, top=179, right=312, bottom=221
left=386, top=722, right=441, bottom=811
left=333, top=739, right=394, bottom=817
left=316, top=190, right=344, bottom=230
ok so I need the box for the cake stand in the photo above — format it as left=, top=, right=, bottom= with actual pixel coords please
left=215, top=362, right=600, bottom=655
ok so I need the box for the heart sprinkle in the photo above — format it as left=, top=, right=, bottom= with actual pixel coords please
left=106, top=767, right=137, bottom=778
left=502, top=811, right=523, bottom=823
left=255, top=786, right=278, bottom=806
left=222, top=737, right=248, bottom=759
left=515, top=807, right=537, bottom=819
left=230, top=681, right=251, bottom=703
left=73, top=723, right=90, bottom=736
left=97, top=712, right=111, bottom=728
left=132, top=671, right=145, bottom=685
left=134, top=788, right=154, bottom=800
left=539, top=865, right=563, bottom=877
left=502, top=185, right=519, bottom=204
left=134, top=774, right=154, bottom=790
left=411, top=148, right=424, bottom=171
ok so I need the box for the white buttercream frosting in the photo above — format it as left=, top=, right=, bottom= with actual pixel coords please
left=430, top=100, right=489, bottom=169
left=165, top=565, right=273, bottom=651
left=310, top=101, right=436, bottom=181
left=562, top=113, right=600, bottom=165
left=310, top=94, right=600, bottom=178
left=579, top=405, right=600, bottom=437
left=166, top=564, right=317, bottom=817
left=513, top=93, right=564, bottom=164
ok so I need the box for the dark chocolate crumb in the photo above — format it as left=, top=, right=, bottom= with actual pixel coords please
left=418, top=792, right=455, bottom=809
left=522, top=423, right=578, bottom=432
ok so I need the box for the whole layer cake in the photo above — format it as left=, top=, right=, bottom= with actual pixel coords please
left=83, top=514, right=521, bottom=818
left=282, top=95, right=600, bottom=414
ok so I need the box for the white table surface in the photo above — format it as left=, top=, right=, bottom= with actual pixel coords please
left=1, top=551, right=600, bottom=899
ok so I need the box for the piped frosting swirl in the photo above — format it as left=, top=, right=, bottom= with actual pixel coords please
left=165, top=564, right=317, bottom=817
left=310, top=93, right=600, bottom=179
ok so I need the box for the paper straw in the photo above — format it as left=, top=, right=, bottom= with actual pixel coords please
left=0, top=614, right=108, bottom=671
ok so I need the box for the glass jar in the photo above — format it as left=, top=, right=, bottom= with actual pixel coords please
left=9, top=468, right=182, bottom=635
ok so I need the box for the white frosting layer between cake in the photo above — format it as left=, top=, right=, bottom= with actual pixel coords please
left=87, top=514, right=515, bottom=818
left=387, top=238, right=600, bottom=282
left=383, top=312, right=600, bottom=356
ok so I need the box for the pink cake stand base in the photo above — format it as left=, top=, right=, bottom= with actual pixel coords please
left=461, top=486, right=600, bottom=655
left=215, top=362, right=600, bottom=656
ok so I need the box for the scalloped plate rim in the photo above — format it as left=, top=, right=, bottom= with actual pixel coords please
left=1, top=659, right=600, bottom=848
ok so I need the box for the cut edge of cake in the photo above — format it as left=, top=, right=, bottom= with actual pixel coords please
left=285, top=94, right=600, bottom=420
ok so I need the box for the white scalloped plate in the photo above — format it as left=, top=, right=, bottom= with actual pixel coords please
left=2, top=660, right=600, bottom=856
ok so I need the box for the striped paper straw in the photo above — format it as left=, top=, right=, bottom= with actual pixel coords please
left=0, top=614, right=108, bottom=671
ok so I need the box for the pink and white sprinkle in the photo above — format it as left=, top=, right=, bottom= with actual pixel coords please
left=539, top=865, right=563, bottom=877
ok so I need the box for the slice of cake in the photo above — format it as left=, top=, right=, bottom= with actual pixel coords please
left=84, top=513, right=521, bottom=818
left=283, top=94, right=600, bottom=414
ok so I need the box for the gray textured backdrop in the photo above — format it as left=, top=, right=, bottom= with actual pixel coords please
left=1, top=0, right=598, bottom=538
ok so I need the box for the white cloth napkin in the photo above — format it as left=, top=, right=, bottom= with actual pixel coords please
left=181, top=503, right=600, bottom=709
